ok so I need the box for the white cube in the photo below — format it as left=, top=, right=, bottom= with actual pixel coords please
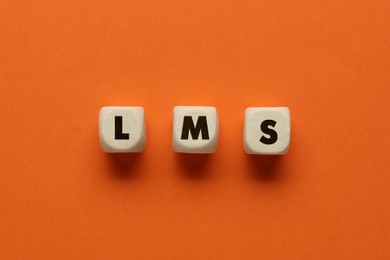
left=244, top=107, right=290, bottom=155
left=99, top=106, right=145, bottom=153
left=172, top=106, right=219, bottom=153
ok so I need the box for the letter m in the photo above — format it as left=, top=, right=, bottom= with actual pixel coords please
left=181, top=116, right=210, bottom=140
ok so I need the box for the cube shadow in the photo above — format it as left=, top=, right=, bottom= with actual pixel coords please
left=175, top=153, right=213, bottom=179
left=105, top=152, right=144, bottom=180
left=246, top=154, right=285, bottom=181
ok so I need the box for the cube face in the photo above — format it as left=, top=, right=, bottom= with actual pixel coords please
left=99, top=106, right=145, bottom=153
left=244, top=107, right=290, bottom=155
left=172, top=106, right=218, bottom=153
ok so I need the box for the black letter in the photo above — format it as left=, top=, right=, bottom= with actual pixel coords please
left=115, top=116, right=130, bottom=140
left=181, top=116, right=209, bottom=140
left=260, top=120, right=278, bottom=145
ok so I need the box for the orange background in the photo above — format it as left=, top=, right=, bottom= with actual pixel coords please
left=1, top=0, right=389, bottom=259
